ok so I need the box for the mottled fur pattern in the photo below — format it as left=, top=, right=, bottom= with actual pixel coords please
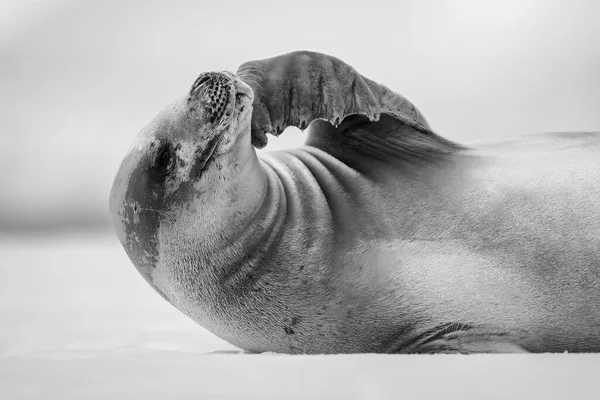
left=110, top=51, right=600, bottom=354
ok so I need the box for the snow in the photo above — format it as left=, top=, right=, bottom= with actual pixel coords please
left=1, top=233, right=599, bottom=399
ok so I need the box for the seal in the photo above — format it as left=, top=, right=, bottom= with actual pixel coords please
left=110, top=51, right=600, bottom=354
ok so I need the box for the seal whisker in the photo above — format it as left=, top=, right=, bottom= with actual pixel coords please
left=237, top=68, right=262, bottom=77
left=237, top=70, right=264, bottom=84
left=236, top=65, right=264, bottom=75
left=237, top=70, right=260, bottom=79
left=240, top=78, right=261, bottom=90
left=239, top=74, right=261, bottom=84
left=237, top=73, right=262, bottom=90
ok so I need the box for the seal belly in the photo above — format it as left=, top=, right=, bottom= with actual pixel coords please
left=384, top=141, right=600, bottom=352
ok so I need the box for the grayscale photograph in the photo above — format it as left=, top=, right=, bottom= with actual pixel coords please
left=1, top=0, right=599, bottom=398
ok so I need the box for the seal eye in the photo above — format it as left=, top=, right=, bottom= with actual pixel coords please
left=155, top=143, right=175, bottom=174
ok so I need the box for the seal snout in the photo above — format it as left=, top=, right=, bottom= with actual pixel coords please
left=189, top=72, right=235, bottom=124
left=189, top=72, right=254, bottom=125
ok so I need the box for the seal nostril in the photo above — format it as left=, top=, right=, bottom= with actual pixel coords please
left=191, top=75, right=212, bottom=94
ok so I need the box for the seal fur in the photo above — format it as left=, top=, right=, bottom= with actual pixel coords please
left=110, top=51, right=600, bottom=354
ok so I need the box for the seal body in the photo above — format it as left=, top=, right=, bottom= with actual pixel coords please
left=110, top=51, right=600, bottom=354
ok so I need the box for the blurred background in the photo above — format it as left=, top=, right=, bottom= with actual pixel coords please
left=1, top=0, right=599, bottom=356
left=2, top=0, right=599, bottom=232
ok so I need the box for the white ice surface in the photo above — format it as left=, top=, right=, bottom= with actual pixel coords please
left=1, top=233, right=599, bottom=399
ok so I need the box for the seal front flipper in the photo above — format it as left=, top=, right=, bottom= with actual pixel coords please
left=237, top=51, right=433, bottom=146
left=401, top=324, right=530, bottom=354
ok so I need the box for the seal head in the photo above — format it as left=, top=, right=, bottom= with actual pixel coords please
left=109, top=71, right=256, bottom=300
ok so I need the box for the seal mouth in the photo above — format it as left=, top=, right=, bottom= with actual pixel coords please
left=194, top=130, right=227, bottom=177
left=233, top=78, right=254, bottom=101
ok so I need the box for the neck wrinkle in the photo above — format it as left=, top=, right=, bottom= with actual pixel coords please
left=214, top=160, right=287, bottom=291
